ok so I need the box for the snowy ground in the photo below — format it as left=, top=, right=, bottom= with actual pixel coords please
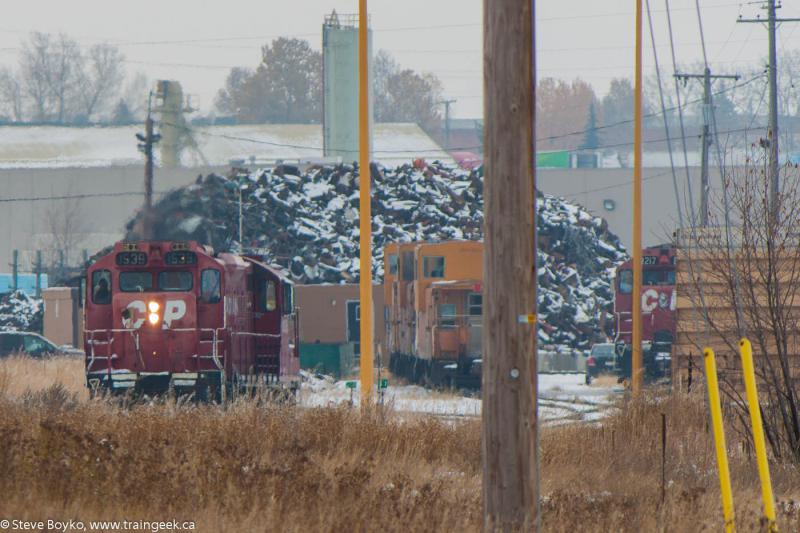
left=299, top=372, right=622, bottom=425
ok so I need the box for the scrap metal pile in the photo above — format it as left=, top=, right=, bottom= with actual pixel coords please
left=127, top=161, right=627, bottom=348
left=0, top=291, right=43, bottom=332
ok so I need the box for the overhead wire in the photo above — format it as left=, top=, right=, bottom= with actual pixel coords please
left=646, top=0, right=686, bottom=234
left=665, top=0, right=699, bottom=229
left=695, top=0, right=747, bottom=338
left=0, top=169, right=689, bottom=204
left=153, top=74, right=763, bottom=157
left=159, top=117, right=764, bottom=157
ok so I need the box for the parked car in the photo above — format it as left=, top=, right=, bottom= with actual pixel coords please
left=0, top=331, right=82, bottom=358
left=586, top=343, right=617, bottom=383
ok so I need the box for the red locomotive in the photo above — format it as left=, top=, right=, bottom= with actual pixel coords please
left=83, top=241, right=300, bottom=400
left=613, top=245, right=676, bottom=378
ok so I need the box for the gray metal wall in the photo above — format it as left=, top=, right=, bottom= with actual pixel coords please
left=0, top=165, right=226, bottom=272
left=538, top=166, right=717, bottom=251
left=0, top=164, right=709, bottom=275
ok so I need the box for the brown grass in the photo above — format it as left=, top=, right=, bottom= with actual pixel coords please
left=0, top=355, right=86, bottom=398
left=0, top=357, right=797, bottom=532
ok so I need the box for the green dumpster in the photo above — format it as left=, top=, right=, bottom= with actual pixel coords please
left=300, top=342, right=355, bottom=378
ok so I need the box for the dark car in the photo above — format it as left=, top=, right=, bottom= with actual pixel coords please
left=0, top=331, right=73, bottom=358
left=586, top=343, right=617, bottom=383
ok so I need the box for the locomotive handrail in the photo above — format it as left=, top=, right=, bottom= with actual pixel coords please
left=229, top=331, right=282, bottom=339
left=85, top=327, right=224, bottom=372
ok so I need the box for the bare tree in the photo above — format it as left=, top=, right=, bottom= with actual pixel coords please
left=47, top=34, right=84, bottom=123
left=679, top=150, right=800, bottom=461
left=19, top=32, right=84, bottom=123
left=121, top=71, right=150, bottom=121
left=20, top=32, right=55, bottom=121
left=372, top=50, right=443, bottom=135
left=0, top=67, right=24, bottom=121
left=78, top=43, right=125, bottom=120
left=39, top=193, right=87, bottom=283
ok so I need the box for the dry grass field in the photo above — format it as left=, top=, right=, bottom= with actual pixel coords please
left=0, top=356, right=797, bottom=532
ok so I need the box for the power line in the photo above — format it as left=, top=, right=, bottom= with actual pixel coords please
left=646, top=0, right=686, bottom=235
left=152, top=73, right=762, bottom=157
left=166, top=114, right=764, bottom=156
left=0, top=2, right=750, bottom=52
left=0, top=191, right=152, bottom=203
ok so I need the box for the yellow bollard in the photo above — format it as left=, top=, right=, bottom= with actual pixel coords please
left=704, top=348, right=735, bottom=533
left=739, top=338, right=777, bottom=531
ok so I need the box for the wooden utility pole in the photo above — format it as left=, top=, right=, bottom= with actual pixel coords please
left=438, top=99, right=457, bottom=150
left=35, top=250, right=42, bottom=297
left=482, top=0, right=538, bottom=530
left=11, top=250, right=18, bottom=291
left=136, top=106, right=160, bottom=240
left=632, top=0, right=644, bottom=395
left=673, top=70, right=739, bottom=226
left=358, top=0, right=374, bottom=405
left=738, top=1, right=800, bottom=216
left=144, top=116, right=154, bottom=214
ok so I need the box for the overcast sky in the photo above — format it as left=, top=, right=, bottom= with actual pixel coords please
left=1, top=0, right=797, bottom=118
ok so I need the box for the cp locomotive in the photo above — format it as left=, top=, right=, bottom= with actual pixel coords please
left=83, top=240, right=300, bottom=400
left=613, top=244, right=676, bottom=379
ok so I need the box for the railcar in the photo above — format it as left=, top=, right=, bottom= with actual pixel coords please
left=83, top=241, right=299, bottom=400
left=384, top=241, right=483, bottom=388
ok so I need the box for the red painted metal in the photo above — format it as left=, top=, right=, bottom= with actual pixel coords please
left=613, top=245, right=677, bottom=346
left=83, top=241, right=299, bottom=394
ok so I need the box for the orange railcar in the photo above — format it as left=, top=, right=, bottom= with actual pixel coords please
left=384, top=241, right=483, bottom=387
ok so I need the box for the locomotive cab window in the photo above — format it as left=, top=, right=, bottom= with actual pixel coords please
left=643, top=270, right=676, bottom=286
left=388, top=254, right=398, bottom=275
left=91, top=270, right=112, bottom=304
left=257, top=280, right=277, bottom=312
left=158, top=271, right=193, bottom=291
left=423, top=256, right=446, bottom=278
left=119, top=272, right=153, bottom=292
left=618, top=269, right=633, bottom=294
left=200, top=269, right=221, bottom=303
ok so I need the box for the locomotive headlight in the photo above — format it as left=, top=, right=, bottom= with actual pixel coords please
left=148, top=301, right=160, bottom=313
left=148, top=312, right=160, bottom=325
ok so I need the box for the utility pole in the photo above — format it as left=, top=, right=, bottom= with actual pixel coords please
left=136, top=96, right=161, bottom=240
left=632, top=0, right=644, bottom=396
left=738, top=1, right=800, bottom=214
left=11, top=250, right=18, bottom=292
left=483, top=0, right=538, bottom=530
left=438, top=99, right=457, bottom=150
left=35, top=250, right=42, bottom=298
left=673, top=69, right=739, bottom=226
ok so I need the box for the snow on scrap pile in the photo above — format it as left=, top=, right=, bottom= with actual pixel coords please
left=129, top=161, right=627, bottom=349
left=0, top=290, right=43, bottom=332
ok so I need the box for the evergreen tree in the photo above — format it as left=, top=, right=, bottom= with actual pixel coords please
left=579, top=100, right=601, bottom=150
left=111, top=99, right=134, bottom=125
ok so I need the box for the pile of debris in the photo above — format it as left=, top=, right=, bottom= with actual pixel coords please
left=127, top=161, right=627, bottom=348
left=0, top=291, right=43, bottom=332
